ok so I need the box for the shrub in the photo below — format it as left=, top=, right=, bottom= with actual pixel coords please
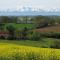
left=0, top=36, right=5, bottom=39
left=6, top=24, right=16, bottom=40
left=28, top=31, right=42, bottom=41
left=21, top=27, right=29, bottom=40
left=42, top=32, right=60, bottom=39
left=50, top=40, right=60, bottom=49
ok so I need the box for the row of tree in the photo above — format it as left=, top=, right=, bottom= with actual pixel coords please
left=0, top=16, right=60, bottom=25
left=33, top=16, right=60, bottom=28
left=0, top=16, right=60, bottom=40
left=0, top=16, right=33, bottom=23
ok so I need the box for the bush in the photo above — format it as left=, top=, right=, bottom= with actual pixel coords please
left=0, top=36, right=5, bottom=39
left=50, top=40, right=60, bottom=49
left=28, top=31, right=42, bottom=41
left=6, top=24, right=16, bottom=40
left=41, top=32, right=60, bottom=39
left=21, top=27, right=29, bottom=40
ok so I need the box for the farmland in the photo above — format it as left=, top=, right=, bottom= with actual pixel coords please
left=3, top=23, right=34, bottom=30
left=0, top=16, right=60, bottom=60
left=36, top=25, right=60, bottom=33
left=0, top=38, right=60, bottom=48
left=0, top=39, right=60, bottom=60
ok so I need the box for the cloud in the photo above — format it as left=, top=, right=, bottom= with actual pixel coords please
left=0, top=0, right=60, bottom=10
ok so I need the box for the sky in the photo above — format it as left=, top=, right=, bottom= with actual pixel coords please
left=0, top=0, right=60, bottom=11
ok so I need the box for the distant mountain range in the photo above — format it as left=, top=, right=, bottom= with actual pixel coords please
left=0, top=7, right=60, bottom=16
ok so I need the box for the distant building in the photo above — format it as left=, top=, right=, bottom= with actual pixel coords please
left=17, top=17, right=33, bottom=24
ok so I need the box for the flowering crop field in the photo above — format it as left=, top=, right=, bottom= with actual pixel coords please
left=0, top=43, right=60, bottom=60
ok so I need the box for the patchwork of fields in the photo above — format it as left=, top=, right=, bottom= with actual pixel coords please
left=0, top=16, right=60, bottom=60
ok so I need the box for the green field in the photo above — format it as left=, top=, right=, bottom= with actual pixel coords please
left=0, top=38, right=60, bottom=48
left=0, top=38, right=60, bottom=60
left=4, top=23, right=34, bottom=30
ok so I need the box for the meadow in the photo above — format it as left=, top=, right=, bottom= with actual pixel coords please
left=0, top=38, right=60, bottom=48
left=4, top=23, right=34, bottom=30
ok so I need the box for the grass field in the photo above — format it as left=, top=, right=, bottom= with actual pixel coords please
left=0, top=38, right=60, bottom=48
left=4, top=23, right=34, bottom=30
left=0, top=38, right=60, bottom=60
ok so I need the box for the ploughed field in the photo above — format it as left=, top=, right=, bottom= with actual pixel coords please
left=36, top=25, right=60, bottom=33
left=0, top=39, right=60, bottom=60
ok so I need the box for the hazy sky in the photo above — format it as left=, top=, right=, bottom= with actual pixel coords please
left=0, top=0, right=60, bottom=10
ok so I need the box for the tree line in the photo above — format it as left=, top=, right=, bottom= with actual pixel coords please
left=0, top=15, right=60, bottom=40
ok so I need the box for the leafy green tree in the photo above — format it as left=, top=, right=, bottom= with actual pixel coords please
left=33, top=16, right=48, bottom=28
left=6, top=25, right=16, bottom=40
left=22, top=16, right=28, bottom=24
left=31, top=31, right=42, bottom=41
left=21, top=27, right=28, bottom=40
left=0, top=23, right=5, bottom=31
left=2, top=16, right=9, bottom=23
left=48, top=17, right=56, bottom=25
left=11, top=16, right=17, bottom=23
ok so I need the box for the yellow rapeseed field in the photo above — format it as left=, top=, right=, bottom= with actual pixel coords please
left=0, top=43, right=60, bottom=60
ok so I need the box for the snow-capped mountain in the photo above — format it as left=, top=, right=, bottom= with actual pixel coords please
left=0, top=7, right=60, bottom=16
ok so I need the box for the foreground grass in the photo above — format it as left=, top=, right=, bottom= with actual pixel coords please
left=0, top=38, right=60, bottom=48
left=0, top=43, right=60, bottom=60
